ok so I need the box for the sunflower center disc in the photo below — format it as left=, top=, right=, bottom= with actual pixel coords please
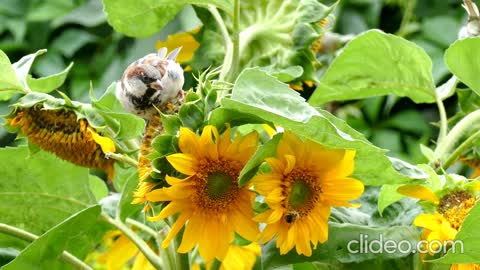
left=206, top=171, right=234, bottom=199
left=289, top=180, right=312, bottom=209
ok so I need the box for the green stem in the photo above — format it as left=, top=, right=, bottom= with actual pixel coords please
left=173, top=226, right=189, bottom=270
left=435, top=93, right=448, bottom=145
left=443, top=129, right=480, bottom=169
left=105, top=152, right=138, bottom=167
left=209, top=258, right=222, bottom=270
left=396, top=0, right=417, bottom=37
left=0, top=223, right=92, bottom=270
left=224, top=0, right=241, bottom=83
left=102, top=214, right=163, bottom=269
left=208, top=5, right=231, bottom=48
left=433, top=109, right=480, bottom=166
left=126, top=218, right=158, bottom=239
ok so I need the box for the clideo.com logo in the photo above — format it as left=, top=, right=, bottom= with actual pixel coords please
left=347, top=234, right=464, bottom=254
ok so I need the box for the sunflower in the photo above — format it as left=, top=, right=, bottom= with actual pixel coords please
left=413, top=191, right=479, bottom=269
left=253, top=132, right=364, bottom=256
left=8, top=107, right=116, bottom=179
left=220, top=242, right=261, bottom=270
left=95, top=230, right=156, bottom=270
left=146, top=125, right=259, bottom=262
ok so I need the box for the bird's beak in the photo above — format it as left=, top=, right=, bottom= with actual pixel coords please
left=149, top=80, right=163, bottom=91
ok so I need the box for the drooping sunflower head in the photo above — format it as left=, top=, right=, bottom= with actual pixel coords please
left=7, top=105, right=116, bottom=179
left=253, top=131, right=364, bottom=256
left=146, top=125, right=260, bottom=262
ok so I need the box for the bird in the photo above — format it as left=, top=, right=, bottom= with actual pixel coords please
left=116, top=47, right=185, bottom=119
left=459, top=0, right=480, bottom=39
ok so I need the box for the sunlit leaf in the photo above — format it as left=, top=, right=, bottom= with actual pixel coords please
left=310, top=30, right=436, bottom=105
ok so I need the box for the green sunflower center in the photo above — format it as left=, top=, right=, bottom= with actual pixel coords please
left=206, top=171, right=234, bottom=199
left=289, top=180, right=312, bottom=209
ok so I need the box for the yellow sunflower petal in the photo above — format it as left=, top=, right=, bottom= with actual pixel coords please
left=166, top=153, right=197, bottom=175
left=178, top=212, right=205, bottom=253
left=100, top=234, right=138, bottom=270
left=155, top=28, right=200, bottom=64
left=322, top=177, right=364, bottom=204
left=161, top=210, right=191, bottom=248
left=178, top=127, right=201, bottom=158
left=397, top=185, right=439, bottom=204
left=132, top=251, right=156, bottom=270
left=199, top=125, right=219, bottom=161
left=87, top=127, right=116, bottom=153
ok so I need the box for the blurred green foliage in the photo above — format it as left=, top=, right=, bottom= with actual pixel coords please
left=0, top=0, right=470, bottom=163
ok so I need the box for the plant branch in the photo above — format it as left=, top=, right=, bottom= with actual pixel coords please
left=225, top=0, right=241, bottom=83
left=126, top=218, right=158, bottom=239
left=433, top=109, right=480, bottom=166
left=0, top=223, right=92, bottom=270
left=208, top=5, right=232, bottom=47
left=102, top=214, right=163, bottom=269
left=443, top=129, right=480, bottom=170
left=105, top=152, right=138, bottom=167
left=435, top=94, right=448, bottom=145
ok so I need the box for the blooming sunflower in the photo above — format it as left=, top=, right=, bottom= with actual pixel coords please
left=413, top=191, right=479, bottom=269
left=220, top=242, right=261, bottom=270
left=95, top=230, right=155, bottom=270
left=253, top=132, right=364, bottom=256
left=146, top=125, right=259, bottom=262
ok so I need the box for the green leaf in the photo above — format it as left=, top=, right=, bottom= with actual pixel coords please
left=3, top=206, right=106, bottom=270
left=436, top=76, right=458, bottom=101
left=0, top=147, right=97, bottom=248
left=209, top=108, right=269, bottom=128
left=262, top=223, right=419, bottom=269
left=388, top=157, right=428, bottom=179
left=0, top=50, right=24, bottom=92
left=179, top=102, right=204, bottom=130
left=26, top=62, right=73, bottom=93
left=238, top=134, right=282, bottom=187
left=100, top=111, right=146, bottom=140
left=260, top=65, right=304, bottom=82
left=225, top=68, right=413, bottom=186
left=88, top=175, right=109, bottom=202
left=309, top=30, right=436, bottom=105
left=378, top=184, right=406, bottom=215
left=429, top=201, right=480, bottom=264
left=12, top=49, right=49, bottom=92
left=102, top=0, right=232, bottom=37
left=445, top=37, right=480, bottom=96
left=117, top=171, right=142, bottom=221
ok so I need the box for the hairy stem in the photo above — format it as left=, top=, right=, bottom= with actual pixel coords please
left=443, top=130, right=480, bottom=170
left=105, top=152, right=138, bottom=167
left=433, top=109, right=480, bottom=166
left=102, top=214, right=163, bottom=269
left=173, top=227, right=189, bottom=270
left=435, top=94, right=448, bottom=145
left=0, top=223, right=92, bottom=270
left=126, top=218, right=158, bottom=239
left=224, top=0, right=241, bottom=83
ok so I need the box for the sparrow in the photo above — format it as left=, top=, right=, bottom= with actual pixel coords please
left=459, top=0, right=480, bottom=39
left=116, top=47, right=185, bottom=119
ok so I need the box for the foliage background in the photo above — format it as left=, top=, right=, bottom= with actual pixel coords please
left=0, top=0, right=467, bottom=164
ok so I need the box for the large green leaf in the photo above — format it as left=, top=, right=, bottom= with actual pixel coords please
left=11, top=49, right=47, bottom=91
left=26, top=62, right=73, bottom=93
left=224, top=68, right=412, bottom=186
left=309, top=30, right=436, bottom=105
left=102, top=0, right=232, bottom=38
left=430, top=201, right=480, bottom=264
left=0, top=50, right=24, bottom=93
left=262, top=223, right=419, bottom=269
left=445, top=37, right=480, bottom=96
left=0, top=147, right=98, bottom=248
left=3, top=206, right=107, bottom=270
